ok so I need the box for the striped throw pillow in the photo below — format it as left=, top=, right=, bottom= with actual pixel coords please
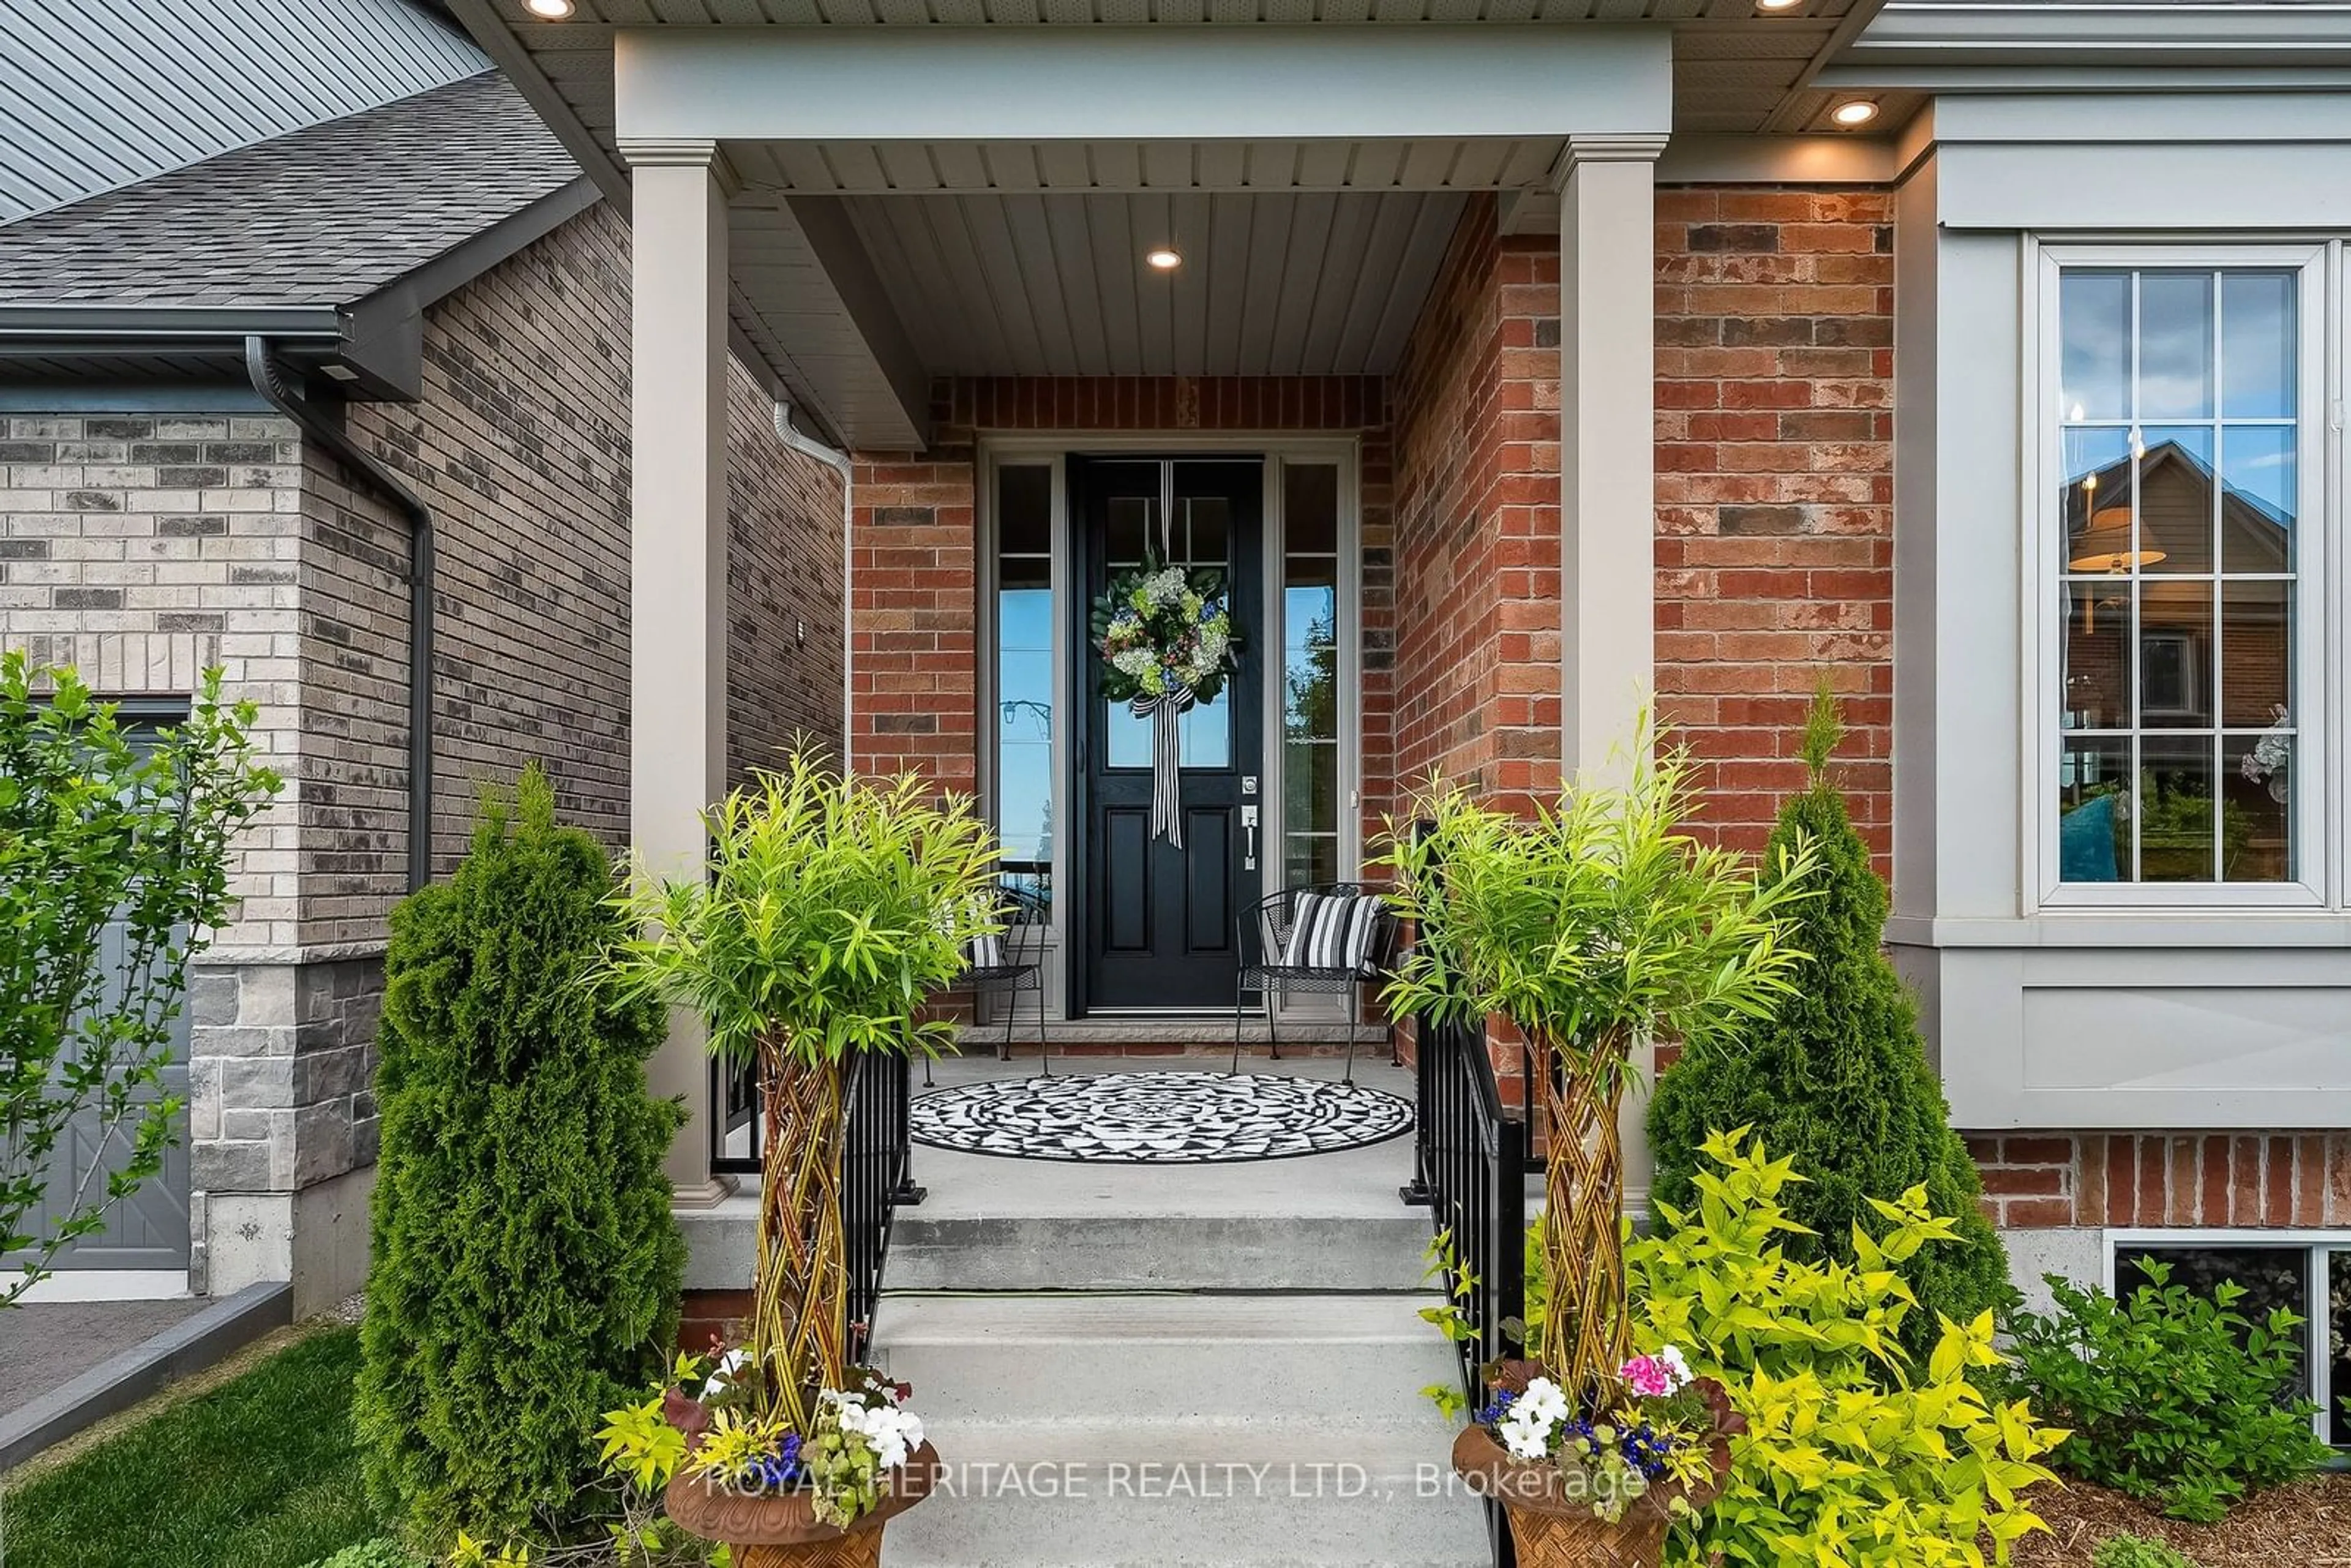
left=1279, top=892, right=1382, bottom=975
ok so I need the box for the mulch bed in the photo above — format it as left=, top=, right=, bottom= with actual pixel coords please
left=2011, top=1473, right=2351, bottom=1567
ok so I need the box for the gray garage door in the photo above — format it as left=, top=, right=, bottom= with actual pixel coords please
left=33, top=705, right=193, bottom=1272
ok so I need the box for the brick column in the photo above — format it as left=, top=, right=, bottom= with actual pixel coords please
left=1557, top=135, right=1668, bottom=776
left=623, top=140, right=733, bottom=1204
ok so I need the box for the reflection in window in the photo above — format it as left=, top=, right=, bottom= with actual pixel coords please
left=996, top=465, right=1054, bottom=868
left=2114, top=1247, right=2321, bottom=1426
left=2110, top=1243, right=2351, bottom=1450
left=2333, top=1248, right=2350, bottom=1447
left=2055, top=268, right=2298, bottom=885
left=1283, top=462, right=1341, bottom=889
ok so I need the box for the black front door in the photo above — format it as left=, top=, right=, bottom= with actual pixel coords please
left=1073, top=457, right=1264, bottom=1011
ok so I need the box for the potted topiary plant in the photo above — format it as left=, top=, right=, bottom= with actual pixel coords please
left=611, top=754, right=1000, bottom=1567
left=1384, top=728, right=1816, bottom=1568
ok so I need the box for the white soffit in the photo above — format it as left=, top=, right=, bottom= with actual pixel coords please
left=832, top=189, right=1467, bottom=379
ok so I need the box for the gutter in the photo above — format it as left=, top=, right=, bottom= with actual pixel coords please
left=773, top=399, right=857, bottom=759
left=244, top=337, right=436, bottom=895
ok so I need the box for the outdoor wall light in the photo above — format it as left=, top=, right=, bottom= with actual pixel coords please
left=523, top=0, right=576, bottom=19
left=1831, top=100, right=1881, bottom=126
left=1145, top=248, right=1184, bottom=271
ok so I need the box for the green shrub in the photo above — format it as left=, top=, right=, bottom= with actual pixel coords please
left=1621, top=1131, right=2064, bottom=1567
left=355, top=767, right=688, bottom=1549
left=1646, top=690, right=2009, bottom=1360
left=2091, top=1536, right=2199, bottom=1568
left=303, top=1540, right=427, bottom=1568
left=2001, top=1261, right=2330, bottom=1521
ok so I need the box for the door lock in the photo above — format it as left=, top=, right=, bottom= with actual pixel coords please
left=1240, top=805, right=1259, bottom=871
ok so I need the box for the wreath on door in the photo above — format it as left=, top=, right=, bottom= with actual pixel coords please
left=1090, top=565, right=1238, bottom=707
left=1089, top=565, right=1239, bottom=848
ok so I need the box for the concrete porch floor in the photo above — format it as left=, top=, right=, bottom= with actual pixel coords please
left=905, top=1052, right=1419, bottom=1225
left=684, top=1052, right=1430, bottom=1292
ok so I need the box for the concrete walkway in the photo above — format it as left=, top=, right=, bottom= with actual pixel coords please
left=0, top=1297, right=206, bottom=1420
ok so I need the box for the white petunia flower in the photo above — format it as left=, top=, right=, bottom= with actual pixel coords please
left=702, top=1348, right=749, bottom=1399
left=1499, top=1406, right=1553, bottom=1461
left=1519, top=1376, right=1572, bottom=1425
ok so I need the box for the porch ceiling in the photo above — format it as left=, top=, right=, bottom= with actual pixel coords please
left=839, top=190, right=1466, bottom=379
left=443, top=0, right=1888, bottom=446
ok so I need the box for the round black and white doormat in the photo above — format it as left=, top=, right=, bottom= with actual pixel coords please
left=910, top=1071, right=1414, bottom=1165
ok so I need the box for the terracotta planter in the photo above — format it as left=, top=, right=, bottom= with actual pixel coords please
left=662, top=1441, right=941, bottom=1568
left=1448, top=1363, right=1739, bottom=1568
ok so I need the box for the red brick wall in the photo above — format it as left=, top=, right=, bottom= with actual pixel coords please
left=1973, top=1131, right=2351, bottom=1230
left=1654, top=187, right=1895, bottom=865
left=1389, top=194, right=1561, bottom=815
left=847, top=440, right=978, bottom=792
left=847, top=377, right=1393, bottom=865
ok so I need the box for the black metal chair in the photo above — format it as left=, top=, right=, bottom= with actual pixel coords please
left=1231, top=882, right=1395, bottom=1086
left=943, top=880, right=1051, bottom=1080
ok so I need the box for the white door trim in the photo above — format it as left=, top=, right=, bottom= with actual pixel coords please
left=977, top=432, right=1363, bottom=1018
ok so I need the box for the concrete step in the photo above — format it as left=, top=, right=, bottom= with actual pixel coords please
left=879, top=1478, right=1490, bottom=1567
left=885, top=1212, right=1433, bottom=1291
left=876, top=1294, right=1452, bottom=1426
left=871, top=1292, right=1485, bottom=1567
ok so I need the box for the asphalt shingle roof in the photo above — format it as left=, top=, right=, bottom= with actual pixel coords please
left=0, top=72, right=581, bottom=312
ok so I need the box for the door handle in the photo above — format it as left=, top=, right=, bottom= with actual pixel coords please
left=1240, top=805, right=1259, bottom=872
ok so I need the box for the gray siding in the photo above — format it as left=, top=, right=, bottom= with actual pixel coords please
left=0, top=0, right=488, bottom=223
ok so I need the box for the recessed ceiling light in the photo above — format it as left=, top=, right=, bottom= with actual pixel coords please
left=1831, top=100, right=1880, bottom=127
left=1144, top=247, right=1183, bottom=271
left=1757, top=0, right=1803, bottom=10
left=523, top=0, right=575, bottom=18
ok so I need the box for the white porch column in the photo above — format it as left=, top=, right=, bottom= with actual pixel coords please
left=1556, top=135, right=1669, bottom=776
left=1556, top=133, right=1668, bottom=1212
left=623, top=140, right=734, bottom=1204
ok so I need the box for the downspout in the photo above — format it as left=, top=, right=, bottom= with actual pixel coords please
left=772, top=399, right=856, bottom=756
left=244, top=336, right=436, bottom=894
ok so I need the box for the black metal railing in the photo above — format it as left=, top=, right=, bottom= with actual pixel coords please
left=714, top=1054, right=760, bottom=1175
left=1403, top=1008, right=1528, bottom=1568
left=708, top=1046, right=924, bottom=1361
left=842, top=1046, right=924, bottom=1362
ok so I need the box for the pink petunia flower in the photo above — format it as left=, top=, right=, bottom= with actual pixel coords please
left=1619, top=1354, right=1672, bottom=1399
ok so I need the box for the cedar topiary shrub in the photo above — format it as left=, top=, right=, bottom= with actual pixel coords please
left=1645, top=690, right=2010, bottom=1360
left=355, top=767, right=686, bottom=1550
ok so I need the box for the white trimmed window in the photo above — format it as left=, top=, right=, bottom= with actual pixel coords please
left=2038, top=247, right=2328, bottom=906
left=2106, top=1236, right=2350, bottom=1448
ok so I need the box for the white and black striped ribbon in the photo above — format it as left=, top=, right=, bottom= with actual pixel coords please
left=1130, top=688, right=1195, bottom=847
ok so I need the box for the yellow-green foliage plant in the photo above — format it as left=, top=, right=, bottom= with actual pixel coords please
left=1625, top=1131, right=2067, bottom=1567
left=610, top=756, right=998, bottom=1439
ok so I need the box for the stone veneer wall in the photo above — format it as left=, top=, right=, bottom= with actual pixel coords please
left=2, top=202, right=846, bottom=1307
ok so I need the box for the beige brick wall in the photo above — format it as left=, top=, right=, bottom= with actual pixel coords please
left=0, top=413, right=306, bottom=948
left=727, top=356, right=846, bottom=781
left=3, top=200, right=848, bottom=1298
left=318, top=203, right=639, bottom=943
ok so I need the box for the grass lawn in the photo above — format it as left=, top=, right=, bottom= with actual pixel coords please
left=0, top=1324, right=384, bottom=1568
